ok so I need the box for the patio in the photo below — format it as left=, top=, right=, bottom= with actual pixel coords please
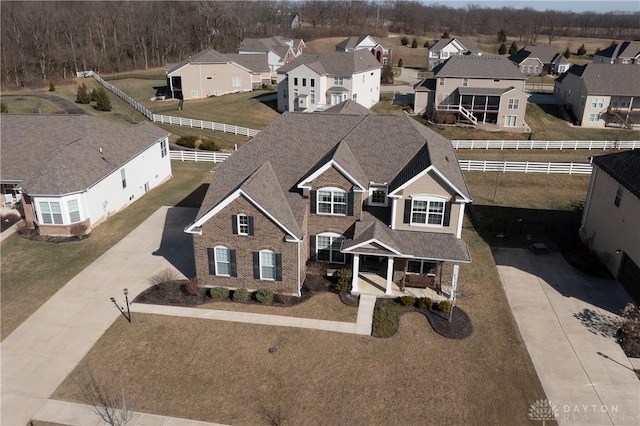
left=351, top=272, right=448, bottom=301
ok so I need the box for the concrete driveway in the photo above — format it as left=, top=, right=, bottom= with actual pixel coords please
left=494, top=248, right=639, bottom=425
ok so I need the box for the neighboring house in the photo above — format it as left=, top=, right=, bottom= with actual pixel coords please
left=0, top=115, right=171, bottom=237
left=274, top=11, right=301, bottom=29
left=185, top=102, right=472, bottom=299
left=238, top=36, right=306, bottom=75
left=414, top=55, right=528, bottom=130
left=166, top=49, right=270, bottom=100
left=580, top=150, right=640, bottom=302
left=508, top=45, right=571, bottom=75
left=554, top=63, right=640, bottom=129
left=593, top=41, right=640, bottom=64
left=276, top=51, right=381, bottom=112
left=335, top=35, right=393, bottom=65
left=427, top=38, right=482, bottom=71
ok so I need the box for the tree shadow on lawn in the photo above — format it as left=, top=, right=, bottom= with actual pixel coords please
left=151, top=206, right=199, bottom=279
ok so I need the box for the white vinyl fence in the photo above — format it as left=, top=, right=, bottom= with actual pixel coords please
left=170, top=150, right=594, bottom=174
left=451, top=139, right=639, bottom=150
left=87, top=71, right=260, bottom=137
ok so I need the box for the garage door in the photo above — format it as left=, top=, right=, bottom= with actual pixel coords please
left=619, top=253, right=640, bottom=303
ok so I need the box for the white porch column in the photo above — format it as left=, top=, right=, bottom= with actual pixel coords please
left=451, top=264, right=460, bottom=302
left=385, top=257, right=394, bottom=295
left=351, top=254, right=360, bottom=292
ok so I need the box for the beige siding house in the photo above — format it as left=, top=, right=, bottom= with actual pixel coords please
left=276, top=51, right=381, bottom=112
left=427, top=38, right=482, bottom=71
left=508, top=45, right=570, bottom=75
left=593, top=41, right=640, bottom=64
left=554, top=63, right=640, bottom=129
left=166, top=49, right=270, bottom=100
left=185, top=102, right=472, bottom=299
left=238, top=36, right=306, bottom=77
left=581, top=150, right=640, bottom=301
left=414, top=55, right=528, bottom=130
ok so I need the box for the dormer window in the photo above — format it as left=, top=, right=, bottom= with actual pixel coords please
left=369, top=185, right=388, bottom=206
left=232, top=214, right=254, bottom=236
left=317, top=187, right=347, bottom=215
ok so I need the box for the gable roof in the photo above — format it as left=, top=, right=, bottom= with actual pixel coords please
left=433, top=55, right=526, bottom=80
left=592, top=150, right=640, bottom=199
left=558, top=63, right=640, bottom=96
left=508, top=45, right=568, bottom=65
left=238, top=36, right=302, bottom=57
left=595, top=41, right=640, bottom=60
left=336, top=35, right=390, bottom=51
left=277, top=51, right=381, bottom=75
left=0, top=115, right=168, bottom=195
left=188, top=112, right=471, bottom=238
left=225, top=53, right=270, bottom=72
left=322, top=100, right=372, bottom=115
left=429, top=38, right=481, bottom=53
left=166, top=48, right=255, bottom=74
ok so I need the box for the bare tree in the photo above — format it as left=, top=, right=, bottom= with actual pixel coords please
left=75, top=368, right=133, bottom=426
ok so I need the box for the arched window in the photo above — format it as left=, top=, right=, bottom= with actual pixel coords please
left=316, top=233, right=345, bottom=264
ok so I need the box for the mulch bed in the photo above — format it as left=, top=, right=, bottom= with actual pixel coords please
left=424, top=307, right=473, bottom=339
left=16, top=227, right=89, bottom=243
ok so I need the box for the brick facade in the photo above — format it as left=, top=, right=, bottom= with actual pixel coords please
left=193, top=195, right=300, bottom=295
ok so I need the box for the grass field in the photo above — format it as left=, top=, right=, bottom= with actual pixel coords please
left=0, top=161, right=214, bottom=340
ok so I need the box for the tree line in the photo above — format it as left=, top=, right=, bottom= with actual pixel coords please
left=1, top=1, right=638, bottom=88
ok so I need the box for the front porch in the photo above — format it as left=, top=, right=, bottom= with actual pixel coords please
left=351, top=272, right=449, bottom=301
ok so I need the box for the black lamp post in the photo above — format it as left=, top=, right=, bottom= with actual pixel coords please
left=110, top=288, right=131, bottom=323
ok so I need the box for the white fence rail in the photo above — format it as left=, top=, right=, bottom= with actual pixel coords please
left=170, top=150, right=594, bottom=174
left=451, top=139, right=639, bottom=150
left=458, top=160, right=592, bottom=174
left=87, top=71, right=260, bottom=137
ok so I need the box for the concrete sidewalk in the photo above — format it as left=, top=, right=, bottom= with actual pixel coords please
left=495, top=248, right=639, bottom=425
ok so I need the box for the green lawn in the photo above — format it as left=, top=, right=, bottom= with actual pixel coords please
left=0, top=161, right=214, bottom=340
left=0, top=94, right=60, bottom=114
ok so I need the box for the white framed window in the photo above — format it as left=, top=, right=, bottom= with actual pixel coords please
left=310, top=89, right=315, bottom=104
left=334, top=77, right=343, bottom=85
left=191, top=90, right=198, bottom=97
left=407, top=260, right=437, bottom=275
left=588, top=113, right=599, bottom=122
left=442, top=52, right=449, bottom=58
left=527, top=65, right=532, bottom=73
left=591, top=97, right=604, bottom=108
left=67, top=199, right=81, bottom=223
left=160, top=138, right=167, bottom=158
left=382, top=58, right=388, bottom=65
left=316, top=233, right=345, bottom=264
left=521, top=66, right=526, bottom=73
left=260, top=250, right=276, bottom=280
left=237, top=214, right=249, bottom=235
left=534, top=65, right=539, bottom=74
left=232, top=77, right=242, bottom=87
left=462, top=78, right=469, bottom=87
left=439, top=78, right=445, bottom=86
left=310, top=78, right=315, bottom=87
left=505, top=115, right=517, bottom=127
left=120, top=169, right=127, bottom=189
left=507, top=98, right=519, bottom=110
left=294, top=89, right=299, bottom=100
left=302, top=78, right=307, bottom=87
left=317, top=188, right=347, bottom=215
left=411, top=197, right=445, bottom=226
left=622, top=59, right=630, bottom=64
left=214, top=246, right=231, bottom=276
left=39, top=201, right=63, bottom=225
left=369, top=185, right=388, bottom=206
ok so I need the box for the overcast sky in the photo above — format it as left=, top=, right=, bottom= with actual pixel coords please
left=419, top=1, right=640, bottom=13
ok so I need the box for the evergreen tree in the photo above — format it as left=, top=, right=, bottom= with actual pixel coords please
left=442, top=29, right=450, bottom=38
left=498, top=29, right=507, bottom=42
left=397, top=58, right=403, bottom=67
left=48, top=81, right=55, bottom=92
left=76, top=83, right=91, bottom=104
left=92, top=87, right=112, bottom=111
left=498, top=43, right=507, bottom=55
left=411, top=38, right=418, bottom=48
left=509, top=41, right=518, bottom=55
left=595, top=47, right=601, bottom=55
left=423, top=40, right=430, bottom=48
left=1, top=102, right=8, bottom=113
left=563, top=47, right=571, bottom=58
left=400, top=36, right=409, bottom=46
left=577, top=44, right=587, bottom=56
left=380, top=65, right=395, bottom=84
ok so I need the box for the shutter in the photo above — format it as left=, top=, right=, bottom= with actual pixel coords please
left=275, top=253, right=282, bottom=281
left=310, top=190, right=316, bottom=214
left=231, top=215, right=238, bottom=234
left=309, top=235, right=316, bottom=261
left=403, top=199, right=412, bottom=224
left=443, top=202, right=452, bottom=226
left=229, top=250, right=237, bottom=277
left=252, top=252, right=260, bottom=279
left=247, top=215, right=254, bottom=236
left=347, top=191, right=354, bottom=216
left=207, top=248, right=216, bottom=275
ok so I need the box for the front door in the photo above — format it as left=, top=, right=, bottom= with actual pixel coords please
left=331, top=93, right=342, bottom=105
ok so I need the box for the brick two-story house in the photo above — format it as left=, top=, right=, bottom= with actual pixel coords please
left=335, top=35, right=393, bottom=66
left=276, top=51, right=381, bottom=112
left=414, top=55, right=528, bottom=130
left=185, top=102, right=472, bottom=299
left=508, top=45, right=571, bottom=76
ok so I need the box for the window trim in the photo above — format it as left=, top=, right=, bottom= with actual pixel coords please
left=505, top=115, right=517, bottom=127
left=67, top=199, right=81, bottom=223
left=232, top=76, right=242, bottom=87
left=39, top=201, right=63, bottom=225
left=259, top=249, right=277, bottom=281
left=160, top=138, right=168, bottom=158
left=316, top=187, right=348, bottom=216
left=410, top=196, right=446, bottom=227
left=407, top=260, right=437, bottom=275
left=214, top=246, right=232, bottom=277
left=334, top=76, right=344, bottom=86
left=237, top=214, right=249, bottom=235
left=316, top=233, right=346, bottom=264
left=507, top=98, right=519, bottom=110
left=369, top=185, right=388, bottom=207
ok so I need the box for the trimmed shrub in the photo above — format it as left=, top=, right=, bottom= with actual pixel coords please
left=199, top=138, right=219, bottom=151
left=334, top=268, right=353, bottom=294
left=208, top=287, right=229, bottom=299
left=76, top=83, right=91, bottom=104
left=411, top=38, right=418, bottom=48
left=176, top=135, right=197, bottom=148
left=1, top=102, right=8, bottom=113
left=400, top=36, right=409, bottom=46
left=437, top=300, right=452, bottom=313
left=415, top=297, right=433, bottom=310
left=397, top=58, right=403, bottom=68
left=255, top=288, right=274, bottom=304
left=232, top=288, right=249, bottom=302
left=399, top=295, right=415, bottom=307
left=372, top=304, right=403, bottom=337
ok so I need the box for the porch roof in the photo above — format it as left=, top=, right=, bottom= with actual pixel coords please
left=458, top=86, right=512, bottom=96
left=342, top=215, right=471, bottom=263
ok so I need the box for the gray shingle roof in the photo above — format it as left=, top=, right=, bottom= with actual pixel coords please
left=238, top=36, right=299, bottom=58
left=595, top=41, right=640, bottom=60
left=562, top=63, right=640, bottom=96
left=322, top=100, right=372, bottom=115
left=592, top=150, right=640, bottom=200
left=429, top=38, right=481, bottom=54
left=434, top=55, right=526, bottom=80
left=225, top=53, right=270, bottom=72
left=0, top=115, right=168, bottom=195
left=277, top=51, right=381, bottom=76
left=458, top=86, right=516, bottom=96
left=508, top=45, right=567, bottom=65
left=335, top=35, right=390, bottom=51
left=192, top=112, right=471, bottom=239
left=167, top=48, right=260, bottom=74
